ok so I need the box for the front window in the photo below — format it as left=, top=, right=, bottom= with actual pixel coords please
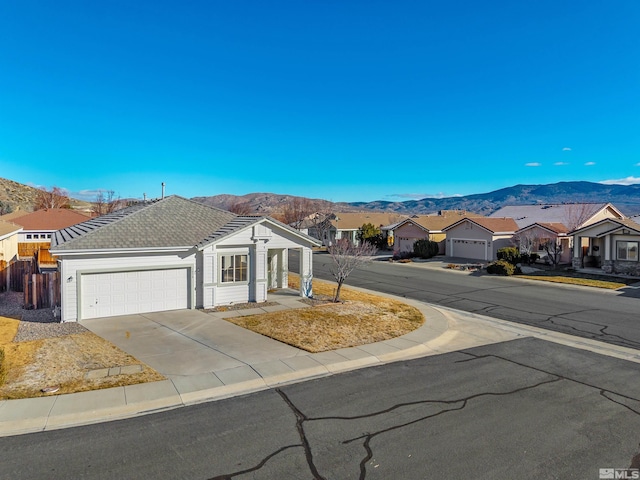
left=617, top=241, right=638, bottom=261
left=220, top=254, right=248, bottom=283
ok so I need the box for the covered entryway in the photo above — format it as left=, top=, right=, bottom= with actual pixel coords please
left=450, top=239, right=487, bottom=260
left=80, top=268, right=189, bottom=320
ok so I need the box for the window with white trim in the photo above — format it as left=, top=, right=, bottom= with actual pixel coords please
left=220, top=254, right=248, bottom=283
left=617, top=241, right=638, bottom=261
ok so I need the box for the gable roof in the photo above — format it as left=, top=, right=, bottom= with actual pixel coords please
left=515, top=222, right=570, bottom=235
left=489, top=203, right=623, bottom=229
left=571, top=217, right=640, bottom=237
left=9, top=208, right=90, bottom=231
left=0, top=210, right=31, bottom=222
left=444, top=217, right=518, bottom=234
left=51, top=195, right=321, bottom=252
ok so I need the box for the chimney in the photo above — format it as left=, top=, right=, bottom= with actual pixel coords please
left=161, top=183, right=165, bottom=199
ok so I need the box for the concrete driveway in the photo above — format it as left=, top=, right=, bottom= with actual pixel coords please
left=82, top=309, right=306, bottom=377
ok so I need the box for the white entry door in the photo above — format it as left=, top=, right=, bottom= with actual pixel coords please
left=81, top=268, right=189, bottom=320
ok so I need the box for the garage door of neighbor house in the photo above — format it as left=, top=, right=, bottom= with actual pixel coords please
left=451, top=239, right=487, bottom=260
left=81, top=268, right=189, bottom=320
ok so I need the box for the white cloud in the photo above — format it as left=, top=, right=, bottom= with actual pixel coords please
left=525, top=162, right=542, bottom=167
left=600, top=176, right=640, bottom=186
left=635, top=162, right=640, bottom=167
left=562, top=147, right=572, bottom=151
left=554, top=162, right=569, bottom=166
left=584, top=162, right=596, bottom=166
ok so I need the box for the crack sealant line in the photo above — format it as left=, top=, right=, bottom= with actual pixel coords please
left=434, top=305, right=640, bottom=363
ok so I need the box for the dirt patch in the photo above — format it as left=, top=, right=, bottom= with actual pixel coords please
left=225, top=275, right=424, bottom=353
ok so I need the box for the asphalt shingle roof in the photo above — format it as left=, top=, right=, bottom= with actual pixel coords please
left=51, top=196, right=237, bottom=251
left=489, top=203, right=615, bottom=229
left=0, top=220, right=21, bottom=237
left=9, top=208, right=91, bottom=231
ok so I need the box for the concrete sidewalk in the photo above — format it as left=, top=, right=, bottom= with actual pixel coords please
left=1, top=288, right=639, bottom=437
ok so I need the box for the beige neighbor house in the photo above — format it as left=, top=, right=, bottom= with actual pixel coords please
left=0, top=220, right=22, bottom=264
left=513, top=222, right=571, bottom=264
left=51, top=196, right=320, bottom=322
left=313, top=212, right=407, bottom=246
left=443, top=217, right=519, bottom=261
left=490, top=203, right=625, bottom=264
left=392, top=211, right=484, bottom=254
left=570, top=218, right=640, bottom=274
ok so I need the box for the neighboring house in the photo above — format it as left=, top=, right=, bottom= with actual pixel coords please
left=50, top=196, right=320, bottom=322
left=443, top=217, right=519, bottom=261
left=4, top=208, right=91, bottom=260
left=570, top=218, right=640, bottom=274
left=310, top=212, right=407, bottom=246
left=489, top=203, right=624, bottom=230
left=393, top=210, right=483, bottom=254
left=0, top=220, right=22, bottom=264
left=513, top=222, right=571, bottom=264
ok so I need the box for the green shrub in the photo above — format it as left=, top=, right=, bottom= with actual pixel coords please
left=497, top=247, right=520, bottom=265
left=413, top=239, right=439, bottom=259
left=486, top=260, right=516, bottom=275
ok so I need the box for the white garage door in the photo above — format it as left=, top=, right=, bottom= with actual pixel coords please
left=451, top=239, right=487, bottom=260
left=81, top=268, right=189, bottom=320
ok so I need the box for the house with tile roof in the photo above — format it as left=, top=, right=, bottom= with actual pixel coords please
left=3, top=208, right=91, bottom=260
left=392, top=210, right=484, bottom=254
left=570, top=217, right=640, bottom=274
left=443, top=217, right=519, bottom=261
left=309, top=212, right=408, bottom=246
left=513, top=222, right=572, bottom=264
left=50, top=196, right=320, bottom=322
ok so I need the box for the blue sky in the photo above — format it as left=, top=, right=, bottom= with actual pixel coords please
left=1, top=1, right=639, bottom=203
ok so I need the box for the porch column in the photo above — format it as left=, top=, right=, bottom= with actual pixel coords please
left=280, top=249, right=288, bottom=289
left=299, top=247, right=313, bottom=298
left=254, top=241, right=268, bottom=302
left=604, top=235, right=611, bottom=261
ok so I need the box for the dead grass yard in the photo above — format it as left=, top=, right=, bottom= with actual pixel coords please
left=0, top=316, right=164, bottom=400
left=225, top=275, right=425, bottom=353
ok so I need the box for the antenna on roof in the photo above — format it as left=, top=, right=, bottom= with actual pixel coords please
left=161, top=182, right=165, bottom=199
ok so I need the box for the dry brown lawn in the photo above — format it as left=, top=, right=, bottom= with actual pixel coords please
left=225, top=275, right=424, bottom=353
left=0, top=317, right=164, bottom=400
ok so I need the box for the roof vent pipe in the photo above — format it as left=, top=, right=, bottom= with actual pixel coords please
left=161, top=182, right=165, bottom=199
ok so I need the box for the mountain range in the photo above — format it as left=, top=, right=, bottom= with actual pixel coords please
left=194, top=181, right=640, bottom=216
left=2, top=177, right=640, bottom=217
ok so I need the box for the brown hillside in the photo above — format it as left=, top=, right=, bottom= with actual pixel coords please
left=0, top=177, right=92, bottom=213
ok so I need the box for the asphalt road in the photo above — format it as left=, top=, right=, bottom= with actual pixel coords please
left=301, top=252, right=640, bottom=350
left=2, top=338, right=639, bottom=479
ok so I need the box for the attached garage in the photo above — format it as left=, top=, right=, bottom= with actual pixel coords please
left=80, top=268, right=190, bottom=320
left=450, top=239, right=487, bottom=260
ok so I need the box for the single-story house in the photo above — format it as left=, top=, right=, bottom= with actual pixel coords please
left=513, top=222, right=571, bottom=264
left=309, top=212, right=407, bottom=246
left=489, top=203, right=624, bottom=230
left=392, top=210, right=484, bottom=254
left=0, top=220, right=22, bottom=264
left=50, top=196, right=320, bottom=322
left=443, top=217, right=519, bottom=261
left=5, top=208, right=91, bottom=260
left=570, top=218, right=640, bottom=274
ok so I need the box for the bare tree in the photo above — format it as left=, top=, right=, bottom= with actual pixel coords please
left=327, top=238, right=377, bottom=302
left=307, top=203, right=336, bottom=245
left=541, top=239, right=563, bottom=267
left=93, top=190, right=124, bottom=216
left=564, top=203, right=594, bottom=231
left=228, top=200, right=253, bottom=215
left=282, top=197, right=317, bottom=230
left=34, top=186, right=70, bottom=210
left=511, top=230, right=537, bottom=257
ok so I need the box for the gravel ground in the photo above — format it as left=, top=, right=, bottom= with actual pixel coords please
left=0, top=291, right=87, bottom=342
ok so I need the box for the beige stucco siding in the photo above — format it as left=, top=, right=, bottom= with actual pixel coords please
left=0, top=233, right=18, bottom=262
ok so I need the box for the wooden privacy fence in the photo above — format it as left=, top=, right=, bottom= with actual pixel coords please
left=23, top=271, right=61, bottom=310
left=6, top=261, right=34, bottom=292
left=0, top=260, right=6, bottom=292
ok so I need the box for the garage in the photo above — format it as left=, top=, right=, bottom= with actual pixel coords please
left=450, top=239, right=487, bottom=260
left=80, top=268, right=189, bottom=320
